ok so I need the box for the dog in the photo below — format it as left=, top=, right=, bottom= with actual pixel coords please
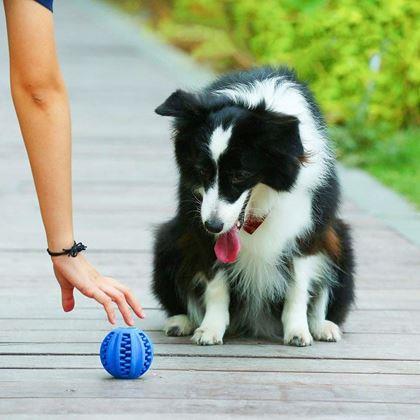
left=152, top=66, right=355, bottom=346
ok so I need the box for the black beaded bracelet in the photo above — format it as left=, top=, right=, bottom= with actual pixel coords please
left=47, top=241, right=87, bottom=257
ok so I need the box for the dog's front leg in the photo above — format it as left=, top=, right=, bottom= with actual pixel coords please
left=192, top=270, right=230, bottom=345
left=282, top=256, right=315, bottom=347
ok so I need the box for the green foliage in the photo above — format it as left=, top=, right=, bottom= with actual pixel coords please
left=156, top=0, right=419, bottom=133
left=112, top=0, right=419, bottom=133
left=107, top=0, right=420, bottom=204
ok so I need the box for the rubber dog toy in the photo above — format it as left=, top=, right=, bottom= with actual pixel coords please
left=100, top=327, right=153, bottom=379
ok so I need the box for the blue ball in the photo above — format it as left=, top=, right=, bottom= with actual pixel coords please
left=100, top=327, right=154, bottom=379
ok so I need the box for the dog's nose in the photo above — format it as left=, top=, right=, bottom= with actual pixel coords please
left=204, top=218, right=224, bottom=234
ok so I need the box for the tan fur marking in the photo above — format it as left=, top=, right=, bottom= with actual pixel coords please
left=297, top=224, right=341, bottom=261
left=298, top=152, right=313, bottom=166
left=324, top=226, right=341, bottom=260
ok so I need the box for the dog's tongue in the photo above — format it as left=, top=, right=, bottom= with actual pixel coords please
left=214, top=226, right=241, bottom=263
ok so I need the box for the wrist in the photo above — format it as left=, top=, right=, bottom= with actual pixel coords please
left=48, top=241, right=87, bottom=258
left=47, top=236, right=75, bottom=253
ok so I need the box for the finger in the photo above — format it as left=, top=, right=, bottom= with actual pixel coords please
left=124, top=290, right=145, bottom=319
left=105, top=277, right=145, bottom=319
left=100, top=284, right=134, bottom=326
left=90, top=288, right=116, bottom=325
left=54, top=268, right=75, bottom=312
left=61, top=285, right=75, bottom=312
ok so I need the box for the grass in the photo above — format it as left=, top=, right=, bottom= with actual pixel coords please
left=332, top=126, right=420, bottom=207
left=361, top=129, right=419, bottom=207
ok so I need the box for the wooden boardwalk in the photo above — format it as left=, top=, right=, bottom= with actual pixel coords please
left=1, top=1, right=419, bottom=418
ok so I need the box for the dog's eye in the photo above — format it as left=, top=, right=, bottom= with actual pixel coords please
left=198, top=167, right=212, bottom=181
left=231, top=175, right=243, bottom=184
left=231, top=172, right=249, bottom=184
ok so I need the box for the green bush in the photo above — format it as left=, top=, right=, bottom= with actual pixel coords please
left=155, top=0, right=419, bottom=134
left=108, top=0, right=420, bottom=204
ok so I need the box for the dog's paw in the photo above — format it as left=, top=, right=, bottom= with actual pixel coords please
left=192, top=326, right=224, bottom=345
left=284, top=327, right=313, bottom=347
left=311, top=320, right=342, bottom=342
left=164, top=315, right=194, bottom=337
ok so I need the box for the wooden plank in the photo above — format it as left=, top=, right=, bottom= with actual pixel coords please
left=0, top=304, right=164, bottom=320
left=0, top=288, right=158, bottom=306
left=0, top=159, right=177, bottom=186
left=0, top=291, right=159, bottom=307
left=3, top=367, right=420, bottom=387
left=0, top=249, right=419, bottom=294
left=0, top=308, right=419, bottom=335
left=356, top=290, right=420, bottom=310
left=0, top=318, right=165, bottom=336
left=0, top=398, right=418, bottom=417
left=1, top=333, right=420, bottom=361
left=2, top=271, right=420, bottom=291
left=0, top=229, right=155, bottom=251
left=0, top=370, right=419, bottom=405
left=2, top=286, right=420, bottom=311
left=0, top=252, right=153, bottom=278
left=2, top=355, right=420, bottom=375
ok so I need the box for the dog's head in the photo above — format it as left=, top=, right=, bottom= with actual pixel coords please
left=156, top=89, right=304, bottom=261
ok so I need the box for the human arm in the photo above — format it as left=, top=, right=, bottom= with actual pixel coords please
left=4, top=0, right=144, bottom=325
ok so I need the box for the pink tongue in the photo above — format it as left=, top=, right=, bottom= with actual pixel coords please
left=214, top=226, right=241, bottom=263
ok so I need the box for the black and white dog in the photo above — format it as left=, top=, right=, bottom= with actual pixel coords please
left=152, top=67, right=355, bottom=346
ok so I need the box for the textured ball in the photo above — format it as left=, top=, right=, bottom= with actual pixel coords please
left=100, top=327, right=153, bottom=379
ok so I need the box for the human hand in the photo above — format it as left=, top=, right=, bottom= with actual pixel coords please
left=51, top=253, right=144, bottom=325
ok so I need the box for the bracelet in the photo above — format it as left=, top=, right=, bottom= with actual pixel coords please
left=47, top=241, right=87, bottom=257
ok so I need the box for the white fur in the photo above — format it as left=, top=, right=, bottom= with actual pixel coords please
left=311, top=320, right=342, bottom=342
left=202, top=124, right=250, bottom=232
left=309, top=288, right=341, bottom=342
left=164, top=315, right=195, bottom=336
left=209, top=125, right=232, bottom=161
left=227, top=183, right=314, bottom=315
left=309, top=286, right=329, bottom=325
left=282, top=255, right=321, bottom=346
left=201, top=177, right=249, bottom=234
left=192, top=271, right=230, bottom=345
left=216, top=192, right=248, bottom=233
left=201, top=182, right=219, bottom=224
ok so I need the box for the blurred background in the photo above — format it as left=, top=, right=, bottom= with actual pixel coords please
left=106, top=0, right=419, bottom=206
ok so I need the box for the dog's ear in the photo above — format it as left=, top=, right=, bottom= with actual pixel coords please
left=244, top=112, right=304, bottom=192
left=262, top=113, right=303, bottom=158
left=155, top=89, right=203, bottom=118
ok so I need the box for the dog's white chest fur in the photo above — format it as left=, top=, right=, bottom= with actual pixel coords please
left=228, top=184, right=313, bottom=304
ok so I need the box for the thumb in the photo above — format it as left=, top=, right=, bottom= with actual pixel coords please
left=53, top=266, right=75, bottom=312
left=61, top=285, right=75, bottom=312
